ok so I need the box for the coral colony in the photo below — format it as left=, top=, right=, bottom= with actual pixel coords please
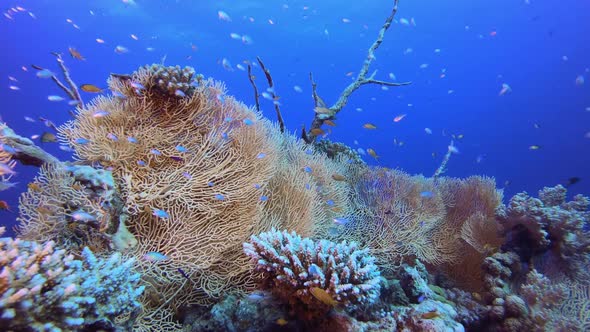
left=0, top=3, right=589, bottom=332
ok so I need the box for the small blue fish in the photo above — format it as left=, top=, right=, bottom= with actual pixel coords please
left=175, top=145, right=187, bottom=153
left=214, top=193, right=225, bottom=200
left=254, top=183, right=261, bottom=189
left=174, top=89, right=186, bottom=97
left=127, top=136, right=138, bottom=143
left=112, top=91, right=127, bottom=99
left=130, top=81, right=146, bottom=90
left=47, top=95, right=65, bottom=102
left=150, top=148, right=162, bottom=156
left=224, top=116, right=233, bottom=123
left=305, top=183, right=311, bottom=190
left=152, top=208, right=170, bottom=219
left=420, top=191, right=434, bottom=198
left=0, top=144, right=17, bottom=155
left=71, top=210, right=96, bottom=222
left=143, top=251, right=169, bottom=262
left=333, top=217, right=350, bottom=226
left=221, top=133, right=229, bottom=140
left=308, top=264, right=322, bottom=276
left=305, top=149, right=313, bottom=155
left=36, top=69, right=54, bottom=79
left=260, top=195, right=268, bottom=202
left=303, top=166, right=312, bottom=173
left=68, top=100, right=81, bottom=106
left=75, top=138, right=90, bottom=145
left=246, top=291, right=267, bottom=302
left=256, top=152, right=266, bottom=159
left=92, top=110, right=110, bottom=118
left=182, top=172, right=192, bottom=179
left=137, top=160, right=146, bottom=166
left=326, top=200, right=335, bottom=206
left=243, top=118, right=254, bottom=126
left=106, top=133, right=118, bottom=141
left=208, top=181, right=215, bottom=187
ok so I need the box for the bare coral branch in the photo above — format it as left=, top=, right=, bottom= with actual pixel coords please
left=303, top=0, right=411, bottom=143
left=256, top=57, right=285, bottom=133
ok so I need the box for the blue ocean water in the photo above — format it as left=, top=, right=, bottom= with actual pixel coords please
left=0, top=0, right=588, bottom=232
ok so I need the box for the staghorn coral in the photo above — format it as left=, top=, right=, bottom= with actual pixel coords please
left=0, top=230, right=144, bottom=331
left=243, top=229, right=381, bottom=319
left=17, top=163, right=122, bottom=253
left=497, top=185, right=590, bottom=282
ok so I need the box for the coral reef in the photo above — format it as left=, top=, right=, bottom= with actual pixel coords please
left=497, top=185, right=590, bottom=282
left=243, top=229, right=381, bottom=319
left=0, top=228, right=144, bottom=331
left=17, top=163, right=123, bottom=254
left=141, top=64, right=201, bottom=97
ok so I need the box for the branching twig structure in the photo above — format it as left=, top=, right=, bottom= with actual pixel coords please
left=303, top=0, right=411, bottom=143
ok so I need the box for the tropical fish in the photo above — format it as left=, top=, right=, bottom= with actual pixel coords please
left=363, top=123, right=377, bottom=129
left=75, top=138, right=90, bottom=145
left=529, top=145, right=540, bottom=150
left=309, top=287, right=338, bottom=307
left=367, top=148, right=379, bottom=160
left=152, top=208, right=170, bottom=219
left=92, top=110, right=110, bottom=118
left=333, top=217, right=350, bottom=226
left=331, top=174, right=346, bottom=181
left=0, top=200, right=12, bottom=212
left=564, top=177, right=580, bottom=187
left=217, top=10, right=231, bottom=22
left=47, top=95, right=65, bottom=102
left=27, top=182, right=42, bottom=192
left=499, top=83, right=512, bottom=96
left=36, top=69, right=54, bottom=79
left=68, top=47, right=85, bottom=60
left=71, top=210, right=96, bottom=222
left=310, top=128, right=325, bottom=135
left=324, top=120, right=337, bottom=127
left=276, top=318, right=288, bottom=326
left=394, top=114, right=407, bottom=122
left=114, top=45, right=129, bottom=54
left=0, top=181, right=18, bottom=191
left=80, top=84, right=102, bottom=93
left=142, top=251, right=169, bottom=262
left=40, top=132, right=57, bottom=143
left=421, top=311, right=441, bottom=319
left=214, top=194, right=226, bottom=200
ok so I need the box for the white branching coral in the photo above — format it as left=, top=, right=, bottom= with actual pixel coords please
left=243, top=229, right=381, bottom=311
left=0, top=234, right=144, bottom=331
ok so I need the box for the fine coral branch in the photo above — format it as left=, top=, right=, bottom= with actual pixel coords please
left=51, top=52, right=83, bottom=106
left=303, top=0, right=410, bottom=143
left=433, top=140, right=454, bottom=180
left=246, top=64, right=260, bottom=113
left=256, top=57, right=285, bottom=133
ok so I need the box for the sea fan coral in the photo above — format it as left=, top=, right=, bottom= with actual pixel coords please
left=17, top=163, right=121, bottom=253
left=243, top=229, right=381, bottom=314
left=0, top=231, right=144, bottom=331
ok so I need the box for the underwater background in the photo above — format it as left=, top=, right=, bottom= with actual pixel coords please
left=1, top=0, right=589, bottom=224
left=0, top=0, right=589, bottom=331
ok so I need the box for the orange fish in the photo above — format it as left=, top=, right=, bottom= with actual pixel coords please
left=68, top=47, right=85, bottom=60
left=310, top=128, right=325, bottom=136
left=276, top=318, right=288, bottom=326
left=27, top=182, right=42, bottom=192
left=80, top=84, right=103, bottom=93
left=331, top=174, right=346, bottom=181
left=363, top=123, right=377, bottom=129
left=421, top=311, right=440, bottom=319
left=0, top=200, right=12, bottom=212
left=367, top=148, right=379, bottom=160
left=323, top=120, right=336, bottom=127
left=309, top=287, right=339, bottom=307
left=393, top=114, right=407, bottom=122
